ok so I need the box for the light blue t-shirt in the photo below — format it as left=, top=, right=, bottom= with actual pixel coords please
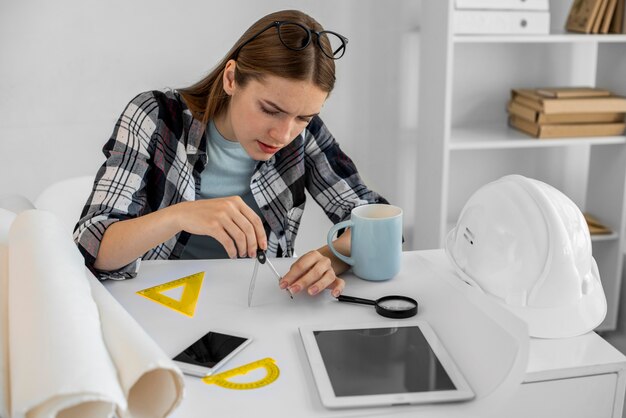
left=181, top=121, right=262, bottom=259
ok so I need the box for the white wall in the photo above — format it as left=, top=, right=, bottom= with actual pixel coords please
left=0, top=0, right=420, bottom=253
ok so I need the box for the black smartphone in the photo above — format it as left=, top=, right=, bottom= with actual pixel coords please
left=172, top=330, right=252, bottom=377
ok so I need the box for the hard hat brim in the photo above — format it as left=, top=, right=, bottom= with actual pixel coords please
left=446, top=229, right=607, bottom=338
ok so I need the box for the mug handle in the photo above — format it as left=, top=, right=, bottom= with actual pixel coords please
left=327, top=220, right=354, bottom=266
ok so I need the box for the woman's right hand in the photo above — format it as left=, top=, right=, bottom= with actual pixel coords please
left=173, top=196, right=267, bottom=259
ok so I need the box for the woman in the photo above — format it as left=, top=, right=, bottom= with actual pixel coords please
left=74, top=9, right=388, bottom=297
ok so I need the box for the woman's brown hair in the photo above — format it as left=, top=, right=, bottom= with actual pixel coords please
left=178, top=10, right=337, bottom=125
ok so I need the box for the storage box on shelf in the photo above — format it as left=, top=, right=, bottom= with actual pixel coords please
left=416, top=0, right=626, bottom=332
left=454, top=0, right=550, bottom=35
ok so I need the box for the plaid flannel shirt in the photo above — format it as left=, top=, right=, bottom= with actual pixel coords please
left=73, top=90, right=387, bottom=279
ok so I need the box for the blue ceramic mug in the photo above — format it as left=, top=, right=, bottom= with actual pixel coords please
left=327, top=204, right=403, bottom=281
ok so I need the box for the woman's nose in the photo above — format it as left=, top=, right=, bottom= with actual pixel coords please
left=269, top=118, right=293, bottom=143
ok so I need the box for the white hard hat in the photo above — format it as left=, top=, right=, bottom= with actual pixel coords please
left=445, top=174, right=607, bottom=338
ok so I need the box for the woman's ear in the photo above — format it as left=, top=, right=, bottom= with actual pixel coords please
left=222, top=60, right=237, bottom=96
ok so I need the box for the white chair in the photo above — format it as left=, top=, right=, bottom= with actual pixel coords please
left=0, top=194, right=35, bottom=214
left=35, top=175, right=95, bottom=233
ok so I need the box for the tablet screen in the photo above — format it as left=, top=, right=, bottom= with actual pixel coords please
left=313, top=326, right=455, bottom=397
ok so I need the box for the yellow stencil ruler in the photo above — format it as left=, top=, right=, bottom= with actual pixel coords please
left=202, top=358, right=280, bottom=390
left=136, top=271, right=204, bottom=317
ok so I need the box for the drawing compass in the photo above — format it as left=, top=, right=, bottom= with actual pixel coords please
left=248, top=249, right=294, bottom=307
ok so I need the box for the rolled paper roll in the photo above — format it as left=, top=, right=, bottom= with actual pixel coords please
left=7, top=210, right=184, bottom=418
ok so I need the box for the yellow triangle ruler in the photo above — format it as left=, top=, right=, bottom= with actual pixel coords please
left=136, top=271, right=204, bottom=317
left=202, top=358, right=280, bottom=390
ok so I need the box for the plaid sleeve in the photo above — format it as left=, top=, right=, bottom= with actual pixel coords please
left=303, top=116, right=389, bottom=224
left=73, top=92, right=159, bottom=279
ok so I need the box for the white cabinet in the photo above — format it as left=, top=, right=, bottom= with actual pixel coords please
left=415, top=0, right=626, bottom=331
left=510, top=374, right=618, bottom=418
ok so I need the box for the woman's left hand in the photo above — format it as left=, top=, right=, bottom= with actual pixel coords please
left=280, top=250, right=345, bottom=297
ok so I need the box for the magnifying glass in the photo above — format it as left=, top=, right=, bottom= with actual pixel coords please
left=336, top=294, right=418, bottom=319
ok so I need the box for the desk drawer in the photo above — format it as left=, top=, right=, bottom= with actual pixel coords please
left=506, top=373, right=618, bottom=418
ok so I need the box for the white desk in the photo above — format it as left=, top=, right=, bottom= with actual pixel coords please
left=104, top=250, right=626, bottom=418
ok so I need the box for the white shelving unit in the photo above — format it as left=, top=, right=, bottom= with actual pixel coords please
left=415, top=0, right=626, bottom=331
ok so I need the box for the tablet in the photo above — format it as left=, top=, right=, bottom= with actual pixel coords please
left=299, top=321, right=474, bottom=409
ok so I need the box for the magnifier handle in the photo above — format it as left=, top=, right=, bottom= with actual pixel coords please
left=336, top=295, right=376, bottom=306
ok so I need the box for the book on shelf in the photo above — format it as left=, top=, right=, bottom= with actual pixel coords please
left=566, top=0, right=626, bottom=33
left=509, top=115, right=626, bottom=138
left=512, top=89, right=626, bottom=114
left=601, top=0, right=619, bottom=33
left=566, top=0, right=606, bottom=33
left=507, top=100, right=625, bottom=124
left=536, top=87, right=611, bottom=98
left=584, top=212, right=613, bottom=235
left=591, top=0, right=610, bottom=33
left=455, top=0, right=549, bottom=10
left=611, top=0, right=625, bottom=33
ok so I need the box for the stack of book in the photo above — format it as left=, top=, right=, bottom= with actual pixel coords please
left=507, top=87, right=626, bottom=139
left=453, top=0, right=550, bottom=35
left=584, top=213, right=613, bottom=235
left=566, top=0, right=625, bottom=34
